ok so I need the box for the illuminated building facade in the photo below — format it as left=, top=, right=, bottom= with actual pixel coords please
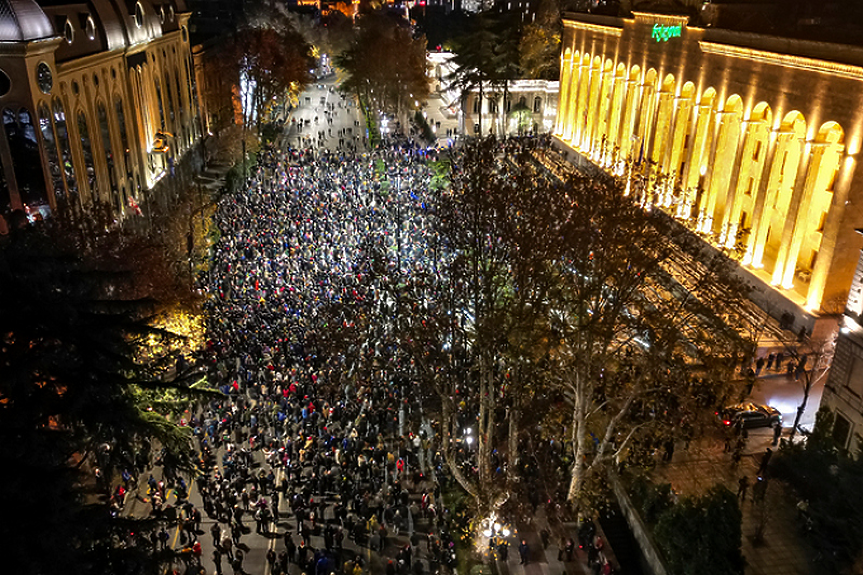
left=0, top=0, right=199, bottom=231
left=554, top=11, right=863, bottom=321
left=462, top=79, right=559, bottom=137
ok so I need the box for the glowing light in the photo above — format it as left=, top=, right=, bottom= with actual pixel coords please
left=651, top=24, right=682, bottom=43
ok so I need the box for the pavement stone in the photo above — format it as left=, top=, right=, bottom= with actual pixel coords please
left=650, top=427, right=817, bottom=575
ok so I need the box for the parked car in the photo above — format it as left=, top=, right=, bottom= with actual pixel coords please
left=719, top=402, right=782, bottom=429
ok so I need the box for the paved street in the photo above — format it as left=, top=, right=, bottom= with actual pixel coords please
left=282, top=75, right=367, bottom=153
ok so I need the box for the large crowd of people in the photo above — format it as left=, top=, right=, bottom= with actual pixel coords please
left=171, top=137, right=457, bottom=575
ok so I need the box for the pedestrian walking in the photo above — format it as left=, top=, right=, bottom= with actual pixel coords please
left=518, top=540, right=529, bottom=565
left=757, top=448, right=773, bottom=475
left=737, top=476, right=749, bottom=501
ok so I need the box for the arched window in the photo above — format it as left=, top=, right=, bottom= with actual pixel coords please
left=77, top=110, right=97, bottom=200
left=53, top=98, right=77, bottom=195
left=154, top=79, right=166, bottom=132
left=489, top=97, right=498, bottom=114
left=184, top=59, right=195, bottom=119
left=163, top=70, right=176, bottom=129
left=97, top=102, right=120, bottom=213
left=114, top=96, right=131, bottom=176
left=37, top=103, right=65, bottom=198
left=533, top=97, right=542, bottom=114
left=472, top=96, right=481, bottom=115
left=175, top=68, right=187, bottom=145
left=4, top=108, right=49, bottom=208
left=0, top=142, right=8, bottom=217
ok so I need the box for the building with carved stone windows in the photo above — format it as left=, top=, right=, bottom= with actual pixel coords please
left=554, top=11, right=863, bottom=331
left=822, top=238, right=863, bottom=452
left=0, top=0, right=199, bottom=232
left=461, top=79, right=559, bottom=137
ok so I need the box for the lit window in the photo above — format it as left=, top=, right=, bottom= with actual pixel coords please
left=85, top=16, right=96, bottom=40
left=64, top=19, right=74, bottom=43
left=135, top=3, right=144, bottom=28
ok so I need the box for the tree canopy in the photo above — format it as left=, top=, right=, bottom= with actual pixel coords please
left=226, top=8, right=314, bottom=128
left=393, top=138, right=753, bottom=519
left=336, top=11, right=430, bottom=122
left=0, top=225, right=205, bottom=575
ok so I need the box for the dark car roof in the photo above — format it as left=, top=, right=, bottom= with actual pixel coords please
left=725, top=402, right=780, bottom=416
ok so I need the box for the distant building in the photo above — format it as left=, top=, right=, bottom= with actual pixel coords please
left=428, top=51, right=558, bottom=137
left=0, top=0, right=200, bottom=232
left=554, top=11, right=863, bottom=333
left=462, top=79, right=558, bottom=137
left=821, top=237, right=863, bottom=452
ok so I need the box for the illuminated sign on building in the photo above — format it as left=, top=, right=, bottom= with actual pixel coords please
left=652, top=24, right=682, bottom=42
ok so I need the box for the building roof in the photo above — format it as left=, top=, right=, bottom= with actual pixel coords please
left=0, top=0, right=53, bottom=42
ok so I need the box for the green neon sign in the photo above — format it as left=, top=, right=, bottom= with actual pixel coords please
left=652, top=23, right=682, bottom=42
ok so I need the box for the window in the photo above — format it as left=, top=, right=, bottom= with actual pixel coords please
left=114, top=97, right=130, bottom=176
left=52, top=99, right=77, bottom=194
left=4, top=108, right=49, bottom=208
left=833, top=413, right=851, bottom=448
left=164, top=71, right=176, bottom=128
left=64, top=19, right=74, bottom=43
left=97, top=102, right=119, bottom=212
left=77, top=111, right=97, bottom=198
left=847, top=356, right=863, bottom=397
left=489, top=98, right=498, bottom=114
left=0, top=68, right=10, bottom=97
left=0, top=146, right=8, bottom=216
left=175, top=68, right=186, bottom=145
left=135, top=2, right=144, bottom=28
left=154, top=79, right=166, bottom=131
left=533, top=97, right=542, bottom=114
left=85, top=16, right=96, bottom=40
left=37, top=103, right=66, bottom=198
left=472, top=97, right=480, bottom=115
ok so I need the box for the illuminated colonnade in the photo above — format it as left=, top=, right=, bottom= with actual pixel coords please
left=554, top=12, right=863, bottom=314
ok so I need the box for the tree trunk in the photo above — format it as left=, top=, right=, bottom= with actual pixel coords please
left=478, top=81, right=484, bottom=137
left=567, top=373, right=587, bottom=503
left=506, top=395, right=519, bottom=487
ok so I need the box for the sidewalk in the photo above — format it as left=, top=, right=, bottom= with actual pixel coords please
left=650, top=427, right=816, bottom=575
left=479, top=505, right=617, bottom=575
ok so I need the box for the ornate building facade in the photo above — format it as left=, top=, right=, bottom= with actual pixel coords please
left=462, top=79, right=559, bottom=137
left=554, top=12, right=863, bottom=322
left=0, top=0, right=199, bottom=231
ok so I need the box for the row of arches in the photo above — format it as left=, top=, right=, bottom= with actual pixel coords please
left=555, top=49, right=847, bottom=310
left=33, top=94, right=137, bottom=217
left=21, top=46, right=198, bottom=222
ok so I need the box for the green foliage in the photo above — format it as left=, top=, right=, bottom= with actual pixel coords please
left=225, top=153, right=257, bottom=194
left=770, top=407, right=863, bottom=572
left=654, top=485, right=744, bottom=575
left=518, top=0, right=561, bottom=79
left=336, top=10, right=430, bottom=119
left=259, top=121, right=282, bottom=145
left=629, top=476, right=675, bottom=524
left=414, top=110, right=436, bottom=144
left=357, top=95, right=382, bottom=148
left=0, top=227, right=202, bottom=575
left=429, top=157, right=452, bottom=192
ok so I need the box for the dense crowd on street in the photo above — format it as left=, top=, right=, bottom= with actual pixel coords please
left=164, top=136, right=458, bottom=575
left=112, top=125, right=618, bottom=575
